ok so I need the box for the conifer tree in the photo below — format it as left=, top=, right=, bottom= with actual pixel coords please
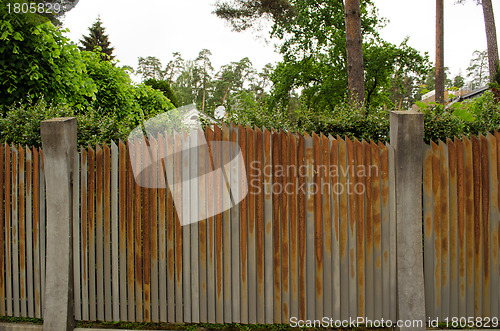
left=79, top=17, right=115, bottom=61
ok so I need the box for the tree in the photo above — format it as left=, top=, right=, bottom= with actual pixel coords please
left=435, top=0, right=445, bottom=103
left=456, top=0, right=499, bottom=82
left=344, top=0, right=365, bottom=106
left=79, top=17, right=115, bottom=61
left=136, top=56, right=164, bottom=80
left=452, top=72, right=466, bottom=89
left=143, top=78, right=179, bottom=107
left=466, top=50, right=489, bottom=88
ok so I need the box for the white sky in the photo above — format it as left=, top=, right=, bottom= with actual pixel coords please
left=62, top=0, right=500, bottom=80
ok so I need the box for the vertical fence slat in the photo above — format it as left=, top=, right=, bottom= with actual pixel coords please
left=363, top=141, right=373, bottom=319
left=463, top=136, right=474, bottom=318
left=338, top=137, right=349, bottom=321
left=71, top=145, right=80, bottom=320
left=142, top=139, right=151, bottom=323
left=103, top=144, right=112, bottom=321
left=471, top=135, right=482, bottom=317
left=150, top=137, right=160, bottom=323
left=346, top=138, right=357, bottom=318
left=255, top=128, right=265, bottom=323
left=289, top=133, right=299, bottom=320
left=222, top=125, right=231, bottom=323
left=321, top=135, right=332, bottom=319
left=440, top=140, right=451, bottom=319
left=379, top=142, right=390, bottom=319
left=272, top=130, right=282, bottom=322
left=19, top=146, right=26, bottom=317
left=330, top=137, right=340, bottom=320
left=33, top=148, right=41, bottom=318
left=39, top=149, right=46, bottom=314
left=80, top=149, right=89, bottom=320
left=12, top=146, right=20, bottom=317
left=246, top=126, right=257, bottom=324
left=213, top=126, right=223, bottom=323
left=96, top=146, right=105, bottom=320
left=370, top=141, right=382, bottom=320
left=111, top=141, right=119, bottom=322
left=190, top=130, right=199, bottom=323
left=312, top=133, right=323, bottom=320
left=88, top=146, right=96, bottom=320
left=197, top=130, right=207, bottom=323
left=134, top=140, right=143, bottom=322
left=423, top=143, right=434, bottom=319
left=448, top=139, right=459, bottom=318
left=296, top=135, right=306, bottom=321
left=205, top=127, right=215, bottom=324
left=157, top=135, right=167, bottom=322
left=480, top=134, right=490, bottom=316
left=125, top=142, right=135, bottom=322
left=280, top=131, right=290, bottom=323
left=25, top=148, right=34, bottom=317
left=354, top=139, right=364, bottom=318
left=455, top=138, right=466, bottom=318
left=230, top=126, right=241, bottom=323
left=263, top=128, right=273, bottom=324
left=180, top=131, right=191, bottom=323
left=173, top=133, right=183, bottom=323
left=165, top=133, right=175, bottom=323
left=118, top=141, right=128, bottom=321
left=5, top=145, right=12, bottom=316
left=487, top=133, right=498, bottom=317
left=238, top=125, right=248, bottom=324
left=431, top=141, right=442, bottom=319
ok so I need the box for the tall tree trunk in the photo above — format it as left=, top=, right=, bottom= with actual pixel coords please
left=482, top=0, right=499, bottom=82
left=435, top=0, right=445, bottom=104
left=344, top=0, right=365, bottom=106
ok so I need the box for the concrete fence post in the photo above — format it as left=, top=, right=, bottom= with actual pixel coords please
left=390, top=111, right=426, bottom=330
left=41, top=117, right=77, bottom=331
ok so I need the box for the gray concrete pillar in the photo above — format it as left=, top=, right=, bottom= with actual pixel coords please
left=390, top=111, right=426, bottom=330
left=41, top=117, right=77, bottom=331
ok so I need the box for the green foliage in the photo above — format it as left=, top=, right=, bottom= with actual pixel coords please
left=0, top=3, right=96, bottom=112
left=143, top=78, right=179, bottom=107
left=79, top=17, right=115, bottom=61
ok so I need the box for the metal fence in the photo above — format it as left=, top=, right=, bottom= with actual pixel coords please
left=423, top=133, right=500, bottom=319
left=0, top=124, right=398, bottom=323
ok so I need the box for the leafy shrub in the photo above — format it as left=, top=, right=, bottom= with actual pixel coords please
left=143, top=78, right=179, bottom=108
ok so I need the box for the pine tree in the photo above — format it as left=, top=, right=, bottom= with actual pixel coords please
left=79, top=17, right=115, bottom=61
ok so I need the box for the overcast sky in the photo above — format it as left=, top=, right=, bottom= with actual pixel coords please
left=62, top=0, right=500, bottom=80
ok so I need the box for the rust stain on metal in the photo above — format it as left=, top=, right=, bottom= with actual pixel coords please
left=272, top=130, right=282, bottom=315
left=447, top=139, right=458, bottom=288
left=439, top=141, right=449, bottom=289
left=463, top=137, right=475, bottom=293
left=297, top=135, right=306, bottom=320
left=331, top=139, right=339, bottom=242
left=364, top=141, right=373, bottom=256
left=454, top=138, right=466, bottom=283
left=289, top=133, right=298, bottom=301
left=322, top=135, right=332, bottom=257
left=256, top=128, right=265, bottom=289
left=424, top=144, right=433, bottom=239
left=338, top=138, right=348, bottom=261
left=471, top=135, right=482, bottom=314
left=346, top=137, right=356, bottom=235
left=371, top=142, right=381, bottom=253
left=313, top=133, right=323, bottom=297
left=431, top=141, right=442, bottom=305
left=354, top=139, right=365, bottom=316
left=280, top=131, right=290, bottom=300
left=238, top=125, right=248, bottom=286
left=480, top=135, right=490, bottom=286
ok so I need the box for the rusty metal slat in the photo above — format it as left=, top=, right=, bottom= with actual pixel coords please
left=173, top=133, right=183, bottom=323
left=304, top=133, right=315, bottom=320
left=18, top=147, right=26, bottom=317
left=330, top=137, right=340, bottom=320
left=190, top=130, right=200, bottom=323
left=125, top=142, right=135, bottom=322
left=280, top=131, right=290, bottom=323
left=479, top=134, right=490, bottom=316
left=423, top=143, right=434, bottom=319
left=346, top=138, right=357, bottom=318
left=255, top=128, right=265, bottom=323
left=157, top=135, right=167, bottom=322
left=32, top=148, right=41, bottom=318
left=463, top=136, right=475, bottom=318
left=246, top=126, right=257, bottom=324
left=118, top=141, right=128, bottom=321
left=296, top=135, right=306, bottom=321
left=471, top=135, right=483, bottom=317
left=370, top=141, right=382, bottom=320
left=454, top=138, right=466, bottom=317
left=378, top=142, right=391, bottom=319
left=487, top=133, right=498, bottom=317
left=321, top=135, right=332, bottom=318
left=271, top=130, right=282, bottom=323
left=150, top=138, right=159, bottom=322
left=312, top=133, right=323, bottom=320
left=133, top=140, right=143, bottom=322
left=230, top=126, right=241, bottom=323
left=221, top=125, right=231, bottom=323
left=142, top=140, right=151, bottom=323
left=448, top=139, right=459, bottom=318
left=213, top=125, right=223, bottom=323
left=5, top=145, right=12, bottom=316
left=0, top=145, right=4, bottom=316
left=165, top=133, right=176, bottom=323
left=353, top=139, right=364, bottom=318
left=25, top=148, right=34, bottom=317
left=205, top=128, right=216, bottom=324
left=111, top=142, right=119, bottom=322
left=262, top=128, right=273, bottom=324
left=95, top=146, right=105, bottom=320
left=431, top=141, right=442, bottom=319
left=288, top=133, right=299, bottom=320
left=439, top=141, right=450, bottom=319
left=80, top=149, right=89, bottom=320
left=88, top=146, right=97, bottom=320
left=337, top=137, right=349, bottom=320
left=70, top=146, right=80, bottom=320
left=179, top=131, right=191, bottom=323
left=103, top=144, right=112, bottom=321
left=495, top=131, right=500, bottom=317
left=197, top=131, right=207, bottom=323
left=363, top=141, right=373, bottom=320
left=12, top=146, right=20, bottom=317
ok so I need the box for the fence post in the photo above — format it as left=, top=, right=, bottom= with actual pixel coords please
left=41, top=117, right=77, bottom=331
left=390, top=111, right=426, bottom=330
